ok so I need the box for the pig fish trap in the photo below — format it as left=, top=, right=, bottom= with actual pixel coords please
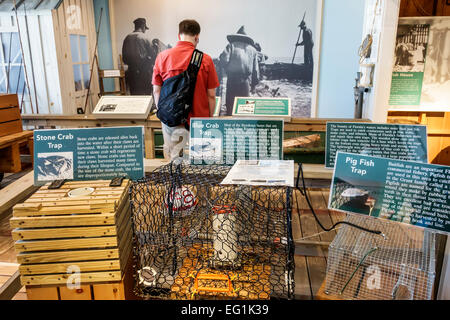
left=324, top=214, right=436, bottom=300
left=129, top=162, right=295, bottom=300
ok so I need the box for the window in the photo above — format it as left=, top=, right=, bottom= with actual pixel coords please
left=70, top=34, right=90, bottom=91
left=0, top=32, right=27, bottom=95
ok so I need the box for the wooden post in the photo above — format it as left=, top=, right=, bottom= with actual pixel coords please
left=145, top=127, right=155, bottom=159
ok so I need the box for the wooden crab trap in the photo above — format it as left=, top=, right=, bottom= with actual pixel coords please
left=129, top=162, right=295, bottom=300
left=323, top=215, right=436, bottom=300
left=9, top=179, right=133, bottom=299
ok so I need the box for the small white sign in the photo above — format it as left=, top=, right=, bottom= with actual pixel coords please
left=237, top=103, right=255, bottom=114
left=103, top=70, right=122, bottom=78
left=93, top=95, right=153, bottom=119
left=221, top=160, right=294, bottom=187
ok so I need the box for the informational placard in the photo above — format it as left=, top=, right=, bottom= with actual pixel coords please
left=389, top=17, right=450, bottom=111
left=232, top=97, right=291, bottom=120
left=213, top=96, right=221, bottom=117
left=190, top=118, right=283, bottom=165
left=34, top=126, right=145, bottom=184
left=93, top=95, right=152, bottom=119
left=388, top=23, right=430, bottom=106
left=102, top=70, right=122, bottom=78
left=329, top=152, right=450, bottom=234
left=325, top=122, right=428, bottom=168
left=221, top=160, right=294, bottom=187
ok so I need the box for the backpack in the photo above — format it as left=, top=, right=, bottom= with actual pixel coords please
left=156, top=49, right=203, bottom=127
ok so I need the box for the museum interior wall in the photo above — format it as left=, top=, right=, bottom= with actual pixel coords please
left=316, top=0, right=366, bottom=118
left=386, top=0, right=450, bottom=166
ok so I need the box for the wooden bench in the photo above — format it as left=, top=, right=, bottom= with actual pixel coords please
left=0, top=94, right=33, bottom=176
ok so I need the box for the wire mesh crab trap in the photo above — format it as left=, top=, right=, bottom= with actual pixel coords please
left=129, top=162, right=295, bottom=300
left=324, top=214, right=436, bottom=300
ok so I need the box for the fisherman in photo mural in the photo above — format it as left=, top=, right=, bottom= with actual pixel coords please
left=122, top=18, right=157, bottom=95
left=219, top=26, right=260, bottom=115
left=295, top=15, right=314, bottom=72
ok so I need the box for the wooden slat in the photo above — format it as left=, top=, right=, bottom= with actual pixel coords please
left=25, top=285, right=59, bottom=300
left=0, top=262, right=19, bottom=276
left=294, top=255, right=312, bottom=300
left=0, top=270, right=23, bottom=300
left=21, top=270, right=123, bottom=286
left=13, top=207, right=117, bottom=217
left=12, top=226, right=117, bottom=241
left=17, top=248, right=119, bottom=265
left=15, top=236, right=118, bottom=252
left=0, top=94, right=19, bottom=109
left=13, top=201, right=117, bottom=216
left=0, top=142, right=21, bottom=172
left=298, top=189, right=329, bottom=299
left=25, top=194, right=123, bottom=203
left=0, top=107, right=21, bottom=123
left=0, top=131, right=33, bottom=148
left=39, top=184, right=126, bottom=191
left=10, top=213, right=115, bottom=228
left=19, top=260, right=121, bottom=275
left=59, top=284, right=92, bottom=300
left=92, top=281, right=125, bottom=300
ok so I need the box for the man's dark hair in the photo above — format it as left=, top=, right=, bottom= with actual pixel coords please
left=179, top=19, right=201, bottom=36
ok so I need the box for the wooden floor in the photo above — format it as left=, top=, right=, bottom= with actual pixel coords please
left=0, top=173, right=342, bottom=300
left=0, top=170, right=32, bottom=300
left=292, top=188, right=346, bottom=300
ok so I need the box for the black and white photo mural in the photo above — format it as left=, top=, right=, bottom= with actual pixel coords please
left=114, top=0, right=322, bottom=117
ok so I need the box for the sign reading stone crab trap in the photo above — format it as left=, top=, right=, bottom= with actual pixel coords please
left=329, top=152, right=450, bottom=234
left=190, top=118, right=283, bottom=165
left=325, top=122, right=428, bottom=168
left=33, top=126, right=144, bottom=184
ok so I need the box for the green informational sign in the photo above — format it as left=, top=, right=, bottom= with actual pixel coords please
left=388, top=23, right=430, bottom=106
left=325, top=122, right=428, bottom=168
left=213, top=96, right=221, bottom=117
left=190, top=118, right=283, bottom=165
left=34, top=126, right=145, bottom=184
left=389, top=72, right=424, bottom=105
left=232, top=97, right=291, bottom=118
left=329, top=152, right=450, bottom=234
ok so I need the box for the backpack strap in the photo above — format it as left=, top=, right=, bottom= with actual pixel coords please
left=188, top=49, right=203, bottom=73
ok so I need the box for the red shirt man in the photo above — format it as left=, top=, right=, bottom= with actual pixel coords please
left=152, top=19, right=219, bottom=160
left=152, top=20, right=219, bottom=124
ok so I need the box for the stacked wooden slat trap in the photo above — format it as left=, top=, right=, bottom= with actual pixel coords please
left=9, top=180, right=134, bottom=300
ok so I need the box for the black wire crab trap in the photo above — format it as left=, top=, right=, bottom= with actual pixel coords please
left=129, top=162, right=295, bottom=300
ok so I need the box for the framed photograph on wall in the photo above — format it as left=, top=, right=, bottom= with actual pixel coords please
left=388, top=17, right=450, bottom=112
left=111, top=0, right=323, bottom=118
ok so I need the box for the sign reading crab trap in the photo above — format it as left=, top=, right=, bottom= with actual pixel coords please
left=189, top=118, right=283, bottom=165
left=325, top=122, right=428, bottom=168
left=33, top=126, right=144, bottom=184
left=329, top=152, right=450, bottom=234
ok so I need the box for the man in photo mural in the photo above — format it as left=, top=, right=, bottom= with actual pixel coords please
left=122, top=18, right=157, bottom=95
left=152, top=19, right=219, bottom=158
left=295, top=19, right=314, bottom=70
left=219, top=26, right=259, bottom=115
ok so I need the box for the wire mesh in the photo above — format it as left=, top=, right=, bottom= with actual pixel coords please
left=325, top=214, right=435, bottom=300
left=129, top=162, right=295, bottom=300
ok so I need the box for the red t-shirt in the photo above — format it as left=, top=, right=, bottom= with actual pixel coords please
left=152, top=41, right=220, bottom=122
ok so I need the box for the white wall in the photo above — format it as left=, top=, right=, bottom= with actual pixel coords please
left=316, top=0, right=366, bottom=118
left=361, top=0, right=400, bottom=122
